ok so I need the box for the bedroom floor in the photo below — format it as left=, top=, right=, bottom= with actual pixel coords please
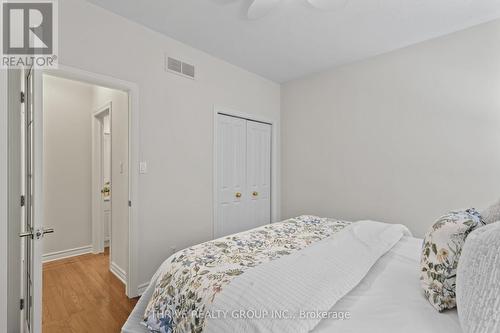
left=42, top=248, right=139, bottom=333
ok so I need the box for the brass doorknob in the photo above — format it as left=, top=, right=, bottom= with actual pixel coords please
left=252, top=191, right=259, bottom=197
left=235, top=192, right=242, bottom=198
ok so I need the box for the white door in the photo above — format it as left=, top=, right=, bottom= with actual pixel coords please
left=246, top=120, right=271, bottom=230
left=216, top=114, right=247, bottom=237
left=216, top=114, right=271, bottom=238
left=19, top=67, right=52, bottom=333
left=102, top=114, right=112, bottom=247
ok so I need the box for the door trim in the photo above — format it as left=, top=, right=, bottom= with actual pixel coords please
left=42, top=64, right=140, bottom=298
left=212, top=106, right=280, bottom=239
left=91, top=102, right=112, bottom=255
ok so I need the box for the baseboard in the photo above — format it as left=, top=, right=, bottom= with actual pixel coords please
left=104, top=237, right=110, bottom=247
left=110, top=261, right=127, bottom=285
left=137, top=282, right=150, bottom=296
left=43, top=245, right=93, bottom=263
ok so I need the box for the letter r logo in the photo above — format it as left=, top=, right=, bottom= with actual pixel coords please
left=2, top=2, right=53, bottom=55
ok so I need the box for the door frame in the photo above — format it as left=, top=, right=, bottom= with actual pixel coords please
left=42, top=65, right=140, bottom=298
left=91, top=102, right=112, bottom=255
left=212, top=106, right=280, bottom=239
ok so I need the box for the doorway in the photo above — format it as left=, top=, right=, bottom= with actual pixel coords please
left=42, top=74, right=133, bottom=333
left=41, top=74, right=132, bottom=330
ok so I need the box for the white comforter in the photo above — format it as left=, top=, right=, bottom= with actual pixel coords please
left=313, top=236, right=462, bottom=333
left=204, top=221, right=411, bottom=333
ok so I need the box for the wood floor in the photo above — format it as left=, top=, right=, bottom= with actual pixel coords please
left=43, top=249, right=139, bottom=333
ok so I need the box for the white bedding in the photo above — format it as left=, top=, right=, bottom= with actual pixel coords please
left=313, top=236, right=461, bottom=333
left=122, top=229, right=462, bottom=333
left=205, top=221, right=411, bottom=333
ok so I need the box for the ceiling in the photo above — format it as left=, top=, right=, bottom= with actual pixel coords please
left=87, top=0, right=500, bottom=83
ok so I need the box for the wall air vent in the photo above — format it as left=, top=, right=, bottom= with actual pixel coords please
left=167, top=57, right=182, bottom=73
left=181, top=62, right=195, bottom=78
left=166, top=55, right=195, bottom=80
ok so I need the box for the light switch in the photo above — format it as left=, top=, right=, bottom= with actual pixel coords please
left=139, top=161, right=148, bottom=174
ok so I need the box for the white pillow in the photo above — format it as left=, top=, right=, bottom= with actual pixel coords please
left=456, top=222, right=500, bottom=333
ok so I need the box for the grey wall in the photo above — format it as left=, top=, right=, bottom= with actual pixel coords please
left=43, top=75, right=94, bottom=254
left=281, top=19, right=500, bottom=237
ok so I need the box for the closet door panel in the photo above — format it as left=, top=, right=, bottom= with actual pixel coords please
left=246, top=120, right=271, bottom=230
left=217, top=114, right=247, bottom=237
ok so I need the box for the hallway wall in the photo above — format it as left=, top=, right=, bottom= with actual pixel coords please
left=43, top=75, right=94, bottom=257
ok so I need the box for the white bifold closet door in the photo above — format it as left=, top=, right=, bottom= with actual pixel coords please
left=216, top=114, right=271, bottom=238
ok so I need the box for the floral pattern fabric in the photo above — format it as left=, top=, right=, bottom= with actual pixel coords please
left=420, top=209, right=485, bottom=312
left=143, top=215, right=350, bottom=333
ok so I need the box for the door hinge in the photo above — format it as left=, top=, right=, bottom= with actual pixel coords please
left=128, top=200, right=132, bottom=207
left=20, top=195, right=25, bottom=207
left=20, top=298, right=24, bottom=310
left=20, top=92, right=25, bottom=103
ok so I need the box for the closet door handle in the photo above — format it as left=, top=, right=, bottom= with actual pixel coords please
left=252, top=191, right=259, bottom=197
left=235, top=192, right=242, bottom=198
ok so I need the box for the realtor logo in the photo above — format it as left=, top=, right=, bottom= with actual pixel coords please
left=1, top=0, right=58, bottom=68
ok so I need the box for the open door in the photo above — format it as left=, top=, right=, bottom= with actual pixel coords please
left=19, top=67, right=53, bottom=333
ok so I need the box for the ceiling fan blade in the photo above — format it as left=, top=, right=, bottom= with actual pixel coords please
left=247, top=0, right=282, bottom=19
left=307, top=0, right=348, bottom=11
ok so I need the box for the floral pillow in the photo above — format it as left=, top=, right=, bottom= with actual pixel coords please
left=420, top=209, right=485, bottom=312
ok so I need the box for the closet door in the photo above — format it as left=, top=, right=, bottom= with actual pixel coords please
left=216, top=114, right=247, bottom=237
left=246, top=120, right=271, bottom=230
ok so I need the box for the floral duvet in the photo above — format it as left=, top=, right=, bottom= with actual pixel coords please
left=143, top=215, right=350, bottom=333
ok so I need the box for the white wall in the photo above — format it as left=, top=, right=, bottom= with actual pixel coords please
left=92, top=86, right=129, bottom=275
left=281, top=19, right=500, bottom=237
left=43, top=75, right=94, bottom=254
left=57, top=0, right=281, bottom=289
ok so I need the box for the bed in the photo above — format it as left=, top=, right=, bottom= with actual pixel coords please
left=123, top=216, right=462, bottom=333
